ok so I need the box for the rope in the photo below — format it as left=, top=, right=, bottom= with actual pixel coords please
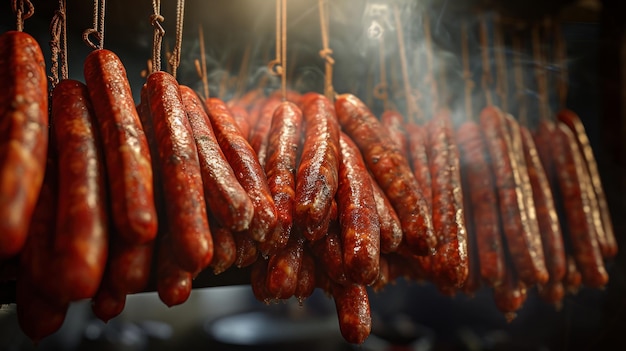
left=512, top=34, right=528, bottom=123
left=423, top=13, right=439, bottom=113
left=393, top=3, right=421, bottom=123
left=479, top=17, right=494, bottom=107
left=169, top=0, right=185, bottom=79
left=318, top=0, right=335, bottom=101
left=373, top=35, right=390, bottom=111
left=11, top=0, right=34, bottom=32
left=197, top=24, right=209, bottom=99
left=82, top=0, right=105, bottom=50
left=150, top=0, right=165, bottom=73
left=49, top=0, right=68, bottom=89
left=461, top=20, right=475, bottom=122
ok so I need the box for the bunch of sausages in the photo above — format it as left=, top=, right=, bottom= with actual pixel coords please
left=0, top=29, right=617, bottom=345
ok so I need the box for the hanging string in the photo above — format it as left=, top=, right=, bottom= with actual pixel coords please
left=392, top=3, right=421, bottom=123
left=11, top=0, right=34, bottom=32
left=49, top=0, right=68, bottom=89
left=82, top=0, right=105, bottom=50
left=493, top=15, right=508, bottom=113
left=150, top=0, right=165, bottom=73
left=169, top=0, right=185, bottom=79
left=280, top=0, right=287, bottom=100
left=373, top=35, right=390, bottom=111
left=479, top=17, right=494, bottom=107
left=512, top=34, right=528, bottom=123
left=553, top=21, right=568, bottom=110
left=461, top=20, right=475, bottom=121
left=423, top=13, right=439, bottom=113
left=194, top=24, right=209, bottom=99
left=234, top=41, right=253, bottom=100
left=318, top=0, right=335, bottom=101
left=268, top=0, right=283, bottom=77
left=531, top=24, right=549, bottom=121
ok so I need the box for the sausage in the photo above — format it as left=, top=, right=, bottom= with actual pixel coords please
left=251, top=257, right=272, bottom=304
left=156, top=235, right=193, bottom=307
left=91, top=282, right=127, bottom=323
left=295, top=93, right=341, bottom=242
left=245, top=97, right=266, bottom=138
left=563, top=254, right=582, bottom=295
left=537, top=281, right=565, bottom=308
left=16, top=277, right=68, bottom=342
left=205, top=97, right=278, bottom=243
left=381, top=110, right=408, bottom=156
left=0, top=31, right=49, bottom=259
left=209, top=220, right=237, bottom=275
left=479, top=106, right=548, bottom=285
left=331, top=283, right=372, bottom=345
left=427, top=109, right=469, bottom=289
left=504, top=115, right=547, bottom=285
left=147, top=72, right=213, bottom=273
left=233, top=232, right=259, bottom=268
left=456, top=120, right=505, bottom=287
left=493, top=263, right=528, bottom=323
left=47, top=79, right=109, bottom=303
left=460, top=174, right=481, bottom=296
left=249, top=96, right=282, bottom=168
left=335, top=94, right=435, bottom=255
left=338, top=132, right=381, bottom=285
left=259, top=101, right=303, bottom=255
left=180, top=85, right=254, bottom=233
left=371, top=255, right=390, bottom=292
left=310, top=220, right=348, bottom=284
left=558, top=109, right=617, bottom=258
left=406, top=122, right=433, bottom=210
left=105, top=240, right=154, bottom=295
left=520, top=126, right=566, bottom=284
left=294, top=247, right=316, bottom=303
left=551, top=123, right=608, bottom=288
left=83, top=49, right=157, bottom=245
left=266, top=234, right=305, bottom=300
left=369, top=172, right=403, bottom=254
left=228, top=104, right=251, bottom=140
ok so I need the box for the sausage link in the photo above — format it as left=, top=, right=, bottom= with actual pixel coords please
left=251, top=257, right=272, bottom=304
left=371, top=255, right=390, bottom=292
left=381, top=110, right=408, bottom=156
left=205, top=97, right=278, bottom=243
left=338, top=132, right=381, bottom=285
left=461, top=174, right=481, bottom=296
left=233, top=232, right=259, bottom=268
left=156, top=235, right=192, bottom=307
left=228, top=104, right=251, bottom=140
left=335, top=94, right=435, bottom=255
left=480, top=106, right=547, bottom=285
left=310, top=220, right=348, bottom=284
left=181, top=86, right=254, bottom=232
left=16, top=277, right=68, bottom=342
left=147, top=72, right=213, bottom=273
left=209, top=220, right=237, bottom=274
left=91, top=282, right=126, bottom=323
left=266, top=235, right=305, bottom=299
left=369, top=172, right=403, bottom=253
left=0, top=31, right=49, bottom=258
left=558, top=109, right=617, bottom=258
left=295, top=93, right=341, bottom=241
left=493, top=263, right=528, bottom=323
left=563, top=254, right=582, bottom=295
left=106, top=240, right=154, bottom=295
left=331, top=283, right=372, bottom=345
left=49, top=80, right=109, bottom=302
left=83, top=49, right=157, bottom=245
left=260, top=101, right=303, bottom=255
left=456, top=121, right=505, bottom=287
left=551, top=123, right=608, bottom=288
left=295, top=247, right=316, bottom=303
left=537, top=281, right=565, bottom=307
left=249, top=96, right=282, bottom=168
left=427, top=110, right=468, bottom=289
left=520, top=126, right=566, bottom=283
left=244, top=97, right=266, bottom=138
left=406, top=122, right=433, bottom=210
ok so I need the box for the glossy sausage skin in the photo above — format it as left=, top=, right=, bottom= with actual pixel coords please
left=228, top=104, right=251, bottom=140
left=369, top=172, right=403, bottom=254
left=83, top=49, right=157, bottom=245
left=16, top=277, right=69, bottom=342
left=147, top=72, right=213, bottom=273
left=294, top=248, right=316, bottom=303
left=181, top=85, right=254, bottom=233
left=332, top=283, right=372, bottom=344
left=156, top=235, right=192, bottom=307
left=91, top=282, right=126, bottom=323
left=335, top=94, right=435, bottom=255
left=310, top=220, right=348, bottom=284
left=266, top=235, right=305, bottom=299
left=406, top=122, right=433, bottom=211
left=209, top=220, right=237, bottom=275
left=295, top=93, right=341, bottom=241
left=381, top=110, right=408, bottom=156
left=205, top=97, right=278, bottom=243
left=249, top=96, right=282, bottom=168
left=106, top=240, right=154, bottom=295
left=338, top=133, right=381, bottom=285
left=0, top=31, right=49, bottom=259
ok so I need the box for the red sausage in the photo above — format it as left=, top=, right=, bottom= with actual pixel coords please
left=310, top=221, right=348, bottom=285
left=493, top=264, right=528, bottom=323
left=0, top=31, right=49, bottom=258
left=260, top=101, right=304, bottom=255
left=233, top=232, right=259, bottom=268
left=251, top=257, right=272, bottom=304
left=228, top=104, right=251, bottom=140
left=83, top=49, right=157, bottom=245
left=266, top=235, right=305, bottom=300
left=406, top=122, right=433, bottom=211
left=181, top=85, right=254, bottom=233
left=91, top=282, right=127, bottom=323
left=294, top=248, right=316, bottom=303
left=105, top=240, right=154, bottom=296
left=369, top=172, right=403, bottom=254
left=381, top=110, right=408, bottom=156
left=338, top=132, right=381, bottom=285
left=16, top=277, right=68, bottom=342
left=209, top=220, right=237, bottom=275
left=205, top=97, right=278, bottom=243
left=249, top=96, right=282, bottom=168
left=335, top=94, right=435, bottom=255
left=332, top=283, right=372, bottom=344
left=156, top=235, right=192, bottom=307
left=147, top=71, right=213, bottom=273
left=295, top=93, right=341, bottom=241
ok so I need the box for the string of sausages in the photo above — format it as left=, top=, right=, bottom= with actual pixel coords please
left=0, top=7, right=618, bottom=348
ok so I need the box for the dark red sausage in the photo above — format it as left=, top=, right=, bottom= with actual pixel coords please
left=558, top=109, right=617, bottom=258
left=228, top=104, right=251, bottom=140
left=460, top=174, right=481, bottom=296
left=335, top=94, right=435, bottom=255
left=493, top=264, right=528, bottom=323
left=371, top=255, right=390, bottom=292
left=295, top=93, right=341, bottom=242
left=106, top=240, right=154, bottom=295
left=233, top=232, right=259, bottom=268
left=369, top=172, right=402, bottom=254
left=83, top=49, right=157, bottom=245
left=147, top=71, right=213, bottom=273
left=310, top=221, right=348, bottom=285
left=249, top=96, right=282, bottom=168
left=156, top=235, right=192, bottom=307
left=551, top=123, right=607, bottom=288
left=181, top=85, right=254, bottom=233
left=479, top=106, right=548, bottom=285
left=294, top=248, right=316, bottom=303
left=209, top=220, right=237, bottom=275
left=205, top=97, right=278, bottom=243
left=260, top=101, right=303, bottom=255
left=266, top=235, right=305, bottom=300
left=48, top=80, right=108, bottom=303
left=406, top=122, right=433, bottom=211
left=0, top=31, right=49, bottom=259
left=456, top=120, right=505, bottom=287
left=91, top=282, right=126, bottom=323
left=381, top=110, right=408, bottom=156
left=427, top=109, right=468, bottom=289
left=251, top=257, right=272, bottom=304
left=538, top=281, right=565, bottom=307
left=16, top=277, right=68, bottom=342
left=563, top=255, right=582, bottom=295
left=332, top=283, right=372, bottom=345
left=338, top=132, right=381, bottom=285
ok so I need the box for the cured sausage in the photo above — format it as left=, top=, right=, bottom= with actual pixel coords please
left=205, top=97, right=278, bottom=243
left=260, top=101, right=303, bottom=255
left=209, top=220, right=237, bottom=275
left=16, top=278, right=68, bottom=342
left=335, top=94, right=435, bottom=255
left=294, top=248, right=316, bottom=303
left=295, top=93, right=341, bottom=241
left=91, top=282, right=126, bottom=323
left=251, top=257, right=272, bottom=304
left=233, top=232, right=259, bottom=268
left=156, top=235, right=192, bottom=307
left=0, top=31, right=49, bottom=259
left=338, top=132, right=381, bottom=285
left=83, top=49, right=157, bottom=245
left=369, top=172, right=403, bottom=254
left=249, top=96, right=282, bottom=168
left=105, top=240, right=154, bottom=295
left=266, top=235, right=305, bottom=300
left=332, top=283, right=371, bottom=344
left=180, top=85, right=254, bottom=233
left=147, top=72, right=213, bottom=273
left=406, top=122, right=433, bottom=211
left=381, top=110, right=408, bottom=156
left=228, top=104, right=251, bottom=140
left=310, top=220, right=347, bottom=285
